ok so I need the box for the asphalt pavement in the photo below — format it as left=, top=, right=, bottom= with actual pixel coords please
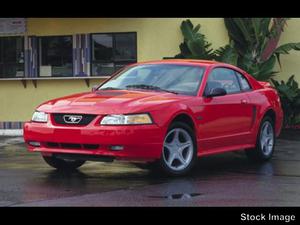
left=0, top=131, right=299, bottom=206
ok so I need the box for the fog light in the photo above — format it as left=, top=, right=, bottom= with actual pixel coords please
left=110, top=145, right=124, bottom=151
left=28, top=141, right=41, bottom=147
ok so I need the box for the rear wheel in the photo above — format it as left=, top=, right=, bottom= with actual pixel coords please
left=245, top=116, right=275, bottom=161
left=158, top=122, right=197, bottom=176
left=42, top=155, right=86, bottom=170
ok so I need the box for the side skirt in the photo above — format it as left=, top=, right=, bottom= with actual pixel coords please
left=197, top=144, right=255, bottom=157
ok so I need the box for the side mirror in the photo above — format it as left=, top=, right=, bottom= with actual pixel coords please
left=205, top=87, right=227, bottom=98
left=92, top=85, right=99, bottom=92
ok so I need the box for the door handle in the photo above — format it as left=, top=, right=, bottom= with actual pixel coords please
left=241, top=99, right=248, bottom=104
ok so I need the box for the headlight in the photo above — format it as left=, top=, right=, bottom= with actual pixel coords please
left=32, top=111, right=48, bottom=123
left=100, top=113, right=153, bottom=125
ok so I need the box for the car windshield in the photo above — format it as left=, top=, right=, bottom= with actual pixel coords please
left=98, top=64, right=205, bottom=96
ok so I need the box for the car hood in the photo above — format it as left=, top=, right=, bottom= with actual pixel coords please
left=37, top=90, right=190, bottom=115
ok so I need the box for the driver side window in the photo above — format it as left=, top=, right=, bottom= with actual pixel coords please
left=205, top=68, right=241, bottom=95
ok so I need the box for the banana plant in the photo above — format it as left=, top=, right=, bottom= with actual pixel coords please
left=224, top=18, right=300, bottom=81
left=213, top=42, right=238, bottom=65
left=174, top=19, right=215, bottom=60
left=271, top=75, right=300, bottom=126
left=174, top=18, right=300, bottom=82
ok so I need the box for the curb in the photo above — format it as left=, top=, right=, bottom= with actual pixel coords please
left=0, top=129, right=23, bottom=136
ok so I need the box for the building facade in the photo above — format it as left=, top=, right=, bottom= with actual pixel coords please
left=1, top=18, right=300, bottom=133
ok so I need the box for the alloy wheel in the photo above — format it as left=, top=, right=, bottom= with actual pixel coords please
left=260, top=121, right=274, bottom=156
left=162, top=128, right=194, bottom=171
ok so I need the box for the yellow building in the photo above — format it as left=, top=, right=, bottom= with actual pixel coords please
left=1, top=18, right=300, bottom=133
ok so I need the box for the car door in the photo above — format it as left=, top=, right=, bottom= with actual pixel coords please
left=199, top=67, right=254, bottom=151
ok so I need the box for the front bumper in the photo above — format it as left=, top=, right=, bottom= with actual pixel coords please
left=23, top=121, right=165, bottom=161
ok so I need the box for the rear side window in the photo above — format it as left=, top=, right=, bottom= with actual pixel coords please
left=236, top=72, right=252, bottom=91
left=206, top=68, right=241, bottom=94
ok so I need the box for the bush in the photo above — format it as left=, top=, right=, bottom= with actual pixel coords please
left=271, top=75, right=300, bottom=126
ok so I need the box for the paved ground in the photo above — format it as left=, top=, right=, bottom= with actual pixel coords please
left=0, top=132, right=299, bottom=206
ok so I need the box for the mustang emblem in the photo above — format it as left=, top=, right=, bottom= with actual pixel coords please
left=63, top=115, right=83, bottom=124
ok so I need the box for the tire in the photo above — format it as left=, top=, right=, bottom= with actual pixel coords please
left=42, top=155, right=86, bottom=170
left=245, top=116, right=275, bottom=162
left=158, top=122, right=197, bottom=176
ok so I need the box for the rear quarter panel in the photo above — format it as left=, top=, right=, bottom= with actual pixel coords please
left=247, top=88, right=283, bottom=137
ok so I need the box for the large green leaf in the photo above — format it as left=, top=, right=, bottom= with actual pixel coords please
left=277, top=85, right=298, bottom=101
left=271, top=78, right=280, bottom=87
left=275, top=42, right=300, bottom=54
left=180, top=19, right=194, bottom=41
left=179, top=43, right=191, bottom=58
left=260, top=18, right=272, bottom=38
left=286, top=74, right=295, bottom=86
left=274, top=42, right=300, bottom=66
left=285, top=74, right=299, bottom=91
left=213, top=44, right=238, bottom=65
left=295, top=97, right=300, bottom=107
left=256, top=55, right=277, bottom=80
left=237, top=51, right=256, bottom=72
left=257, top=71, right=277, bottom=81
left=231, top=18, right=252, bottom=43
left=193, top=24, right=201, bottom=33
left=186, top=39, right=213, bottom=59
left=236, top=51, right=277, bottom=81
left=251, top=18, right=262, bottom=43
left=294, top=116, right=300, bottom=125
left=187, top=40, right=204, bottom=57
left=224, top=18, right=248, bottom=55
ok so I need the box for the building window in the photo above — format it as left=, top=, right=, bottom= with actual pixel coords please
left=91, top=32, right=137, bottom=76
left=0, top=36, right=24, bottom=78
left=38, top=36, right=73, bottom=77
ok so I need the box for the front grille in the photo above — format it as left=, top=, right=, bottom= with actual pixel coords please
left=83, top=144, right=99, bottom=150
left=45, top=142, right=99, bottom=150
left=52, top=113, right=97, bottom=125
left=61, top=143, right=81, bottom=149
left=47, top=142, right=59, bottom=148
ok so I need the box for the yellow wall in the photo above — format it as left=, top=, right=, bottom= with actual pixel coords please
left=26, top=18, right=228, bottom=62
left=0, top=79, right=104, bottom=121
left=275, top=19, right=300, bottom=82
left=0, top=18, right=300, bottom=122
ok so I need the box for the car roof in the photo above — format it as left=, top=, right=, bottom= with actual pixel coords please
left=135, top=59, right=228, bottom=67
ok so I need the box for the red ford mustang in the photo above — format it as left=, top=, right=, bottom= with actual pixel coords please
left=23, top=60, right=283, bottom=176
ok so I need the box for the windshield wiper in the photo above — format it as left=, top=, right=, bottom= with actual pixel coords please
left=126, top=84, right=178, bottom=94
left=100, top=87, right=122, bottom=90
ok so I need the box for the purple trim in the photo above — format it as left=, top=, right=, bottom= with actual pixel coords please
left=27, top=36, right=38, bottom=78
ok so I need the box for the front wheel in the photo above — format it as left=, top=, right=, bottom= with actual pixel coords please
left=158, top=122, right=197, bottom=176
left=245, top=116, right=275, bottom=161
left=42, top=155, right=86, bottom=170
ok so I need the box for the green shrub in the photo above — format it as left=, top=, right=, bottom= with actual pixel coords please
left=271, top=75, right=300, bottom=126
left=173, top=18, right=300, bottom=81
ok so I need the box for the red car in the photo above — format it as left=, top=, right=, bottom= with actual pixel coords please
left=23, top=60, right=283, bottom=176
